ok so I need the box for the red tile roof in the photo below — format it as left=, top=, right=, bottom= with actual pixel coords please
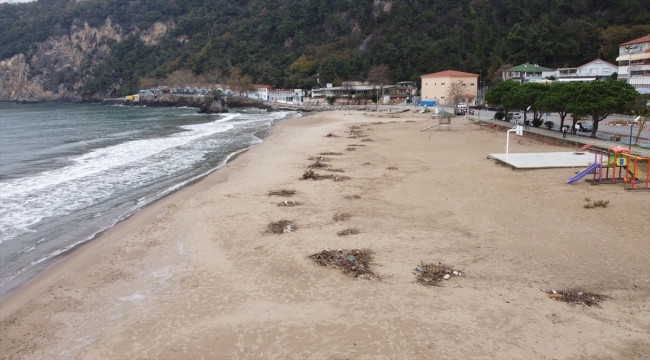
left=620, top=34, right=650, bottom=46
left=421, top=70, right=479, bottom=78
left=254, top=84, right=272, bottom=89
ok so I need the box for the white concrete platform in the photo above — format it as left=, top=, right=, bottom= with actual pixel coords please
left=487, top=152, right=593, bottom=169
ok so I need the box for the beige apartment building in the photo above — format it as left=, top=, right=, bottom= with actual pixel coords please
left=420, top=70, right=479, bottom=106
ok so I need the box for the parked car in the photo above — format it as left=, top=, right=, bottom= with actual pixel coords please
left=456, top=103, right=467, bottom=109
left=576, top=122, right=593, bottom=132
left=508, top=112, right=522, bottom=123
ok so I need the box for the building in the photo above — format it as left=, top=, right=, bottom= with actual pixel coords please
left=310, top=82, right=396, bottom=98
left=420, top=70, right=478, bottom=106
left=556, top=59, right=617, bottom=82
left=616, top=34, right=650, bottom=90
left=501, top=63, right=555, bottom=83
left=268, top=88, right=295, bottom=103
left=395, top=81, right=417, bottom=95
left=252, top=84, right=272, bottom=100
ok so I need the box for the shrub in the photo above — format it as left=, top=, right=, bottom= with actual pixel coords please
left=532, top=118, right=544, bottom=127
left=544, top=121, right=555, bottom=130
left=494, top=111, right=505, bottom=120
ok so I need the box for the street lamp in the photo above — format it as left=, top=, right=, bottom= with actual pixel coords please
left=629, top=116, right=641, bottom=151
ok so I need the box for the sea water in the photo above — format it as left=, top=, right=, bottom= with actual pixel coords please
left=0, top=102, right=296, bottom=297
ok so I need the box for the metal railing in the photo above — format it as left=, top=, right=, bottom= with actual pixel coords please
left=595, top=130, right=650, bottom=148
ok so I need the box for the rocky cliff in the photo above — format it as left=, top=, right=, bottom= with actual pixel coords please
left=101, top=92, right=228, bottom=113
left=0, top=19, right=172, bottom=102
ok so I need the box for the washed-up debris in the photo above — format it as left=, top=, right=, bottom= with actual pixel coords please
left=386, top=166, right=398, bottom=170
left=309, top=248, right=377, bottom=278
left=308, top=156, right=331, bottom=162
left=308, top=160, right=330, bottom=168
left=268, top=189, right=297, bottom=196
left=302, top=169, right=321, bottom=180
left=344, top=195, right=361, bottom=200
left=301, top=169, right=350, bottom=181
left=360, top=138, right=374, bottom=142
left=546, top=289, right=606, bottom=307
left=361, top=162, right=372, bottom=166
left=266, top=220, right=297, bottom=234
left=406, top=120, right=416, bottom=123
left=324, top=168, right=345, bottom=172
left=347, top=144, right=366, bottom=147
left=414, top=262, right=462, bottom=286
left=584, top=199, right=609, bottom=209
left=277, top=200, right=301, bottom=207
left=332, top=213, right=351, bottom=222
left=345, top=147, right=357, bottom=151
left=325, top=133, right=338, bottom=137
left=349, top=126, right=361, bottom=130
left=337, top=228, right=359, bottom=236
left=319, top=152, right=344, bottom=156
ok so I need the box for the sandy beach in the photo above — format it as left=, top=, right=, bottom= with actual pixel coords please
left=1, top=111, right=649, bottom=359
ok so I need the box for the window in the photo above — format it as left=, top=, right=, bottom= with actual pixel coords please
left=470, top=83, right=475, bottom=86
left=461, top=83, right=466, bottom=87
left=590, top=68, right=598, bottom=74
left=603, top=68, right=611, bottom=74
left=441, top=83, right=445, bottom=85
left=441, top=96, right=445, bottom=99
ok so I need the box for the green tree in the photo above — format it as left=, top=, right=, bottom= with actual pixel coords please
left=537, top=82, right=583, bottom=130
left=485, top=80, right=520, bottom=117
left=571, top=80, right=638, bottom=137
left=508, top=82, right=549, bottom=124
left=630, top=94, right=650, bottom=144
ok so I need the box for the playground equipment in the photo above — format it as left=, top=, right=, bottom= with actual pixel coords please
left=567, top=146, right=650, bottom=190
left=420, top=111, right=453, bottom=134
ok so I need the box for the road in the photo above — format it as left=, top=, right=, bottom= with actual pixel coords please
left=464, top=108, right=650, bottom=139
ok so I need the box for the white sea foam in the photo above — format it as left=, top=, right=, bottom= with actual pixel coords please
left=0, top=113, right=240, bottom=243
left=0, top=109, right=294, bottom=294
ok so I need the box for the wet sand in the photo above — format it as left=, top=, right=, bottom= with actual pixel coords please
left=1, top=111, right=649, bottom=359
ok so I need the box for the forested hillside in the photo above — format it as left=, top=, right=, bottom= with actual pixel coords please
left=1, top=0, right=649, bottom=99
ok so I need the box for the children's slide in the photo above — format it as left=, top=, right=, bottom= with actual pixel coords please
left=567, top=163, right=601, bottom=184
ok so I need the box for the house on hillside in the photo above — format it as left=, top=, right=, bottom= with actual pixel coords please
left=420, top=70, right=478, bottom=106
left=396, top=81, right=417, bottom=95
left=253, top=84, right=272, bottom=100
left=556, top=59, right=617, bottom=82
left=502, top=63, right=555, bottom=83
left=268, top=88, right=295, bottom=103
left=616, top=34, right=650, bottom=90
left=310, top=82, right=396, bottom=98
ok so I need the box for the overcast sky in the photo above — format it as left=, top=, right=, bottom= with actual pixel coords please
left=0, top=0, right=36, bottom=3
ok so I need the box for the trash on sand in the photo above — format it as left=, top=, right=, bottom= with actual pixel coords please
left=547, top=289, right=606, bottom=307
left=266, top=220, right=297, bottom=234
left=414, top=261, right=462, bottom=286
left=309, top=248, right=377, bottom=279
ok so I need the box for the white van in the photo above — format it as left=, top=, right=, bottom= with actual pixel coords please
left=456, top=103, right=467, bottom=109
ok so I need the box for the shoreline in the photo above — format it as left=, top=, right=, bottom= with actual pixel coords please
left=1, top=111, right=648, bottom=358
left=0, top=114, right=286, bottom=317
left=0, top=110, right=297, bottom=302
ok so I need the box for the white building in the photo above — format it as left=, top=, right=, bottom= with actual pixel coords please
left=252, top=85, right=272, bottom=100
left=616, top=34, right=650, bottom=89
left=502, top=63, right=555, bottom=83
left=268, top=89, right=295, bottom=103
left=311, top=82, right=396, bottom=98
left=556, top=59, right=617, bottom=82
